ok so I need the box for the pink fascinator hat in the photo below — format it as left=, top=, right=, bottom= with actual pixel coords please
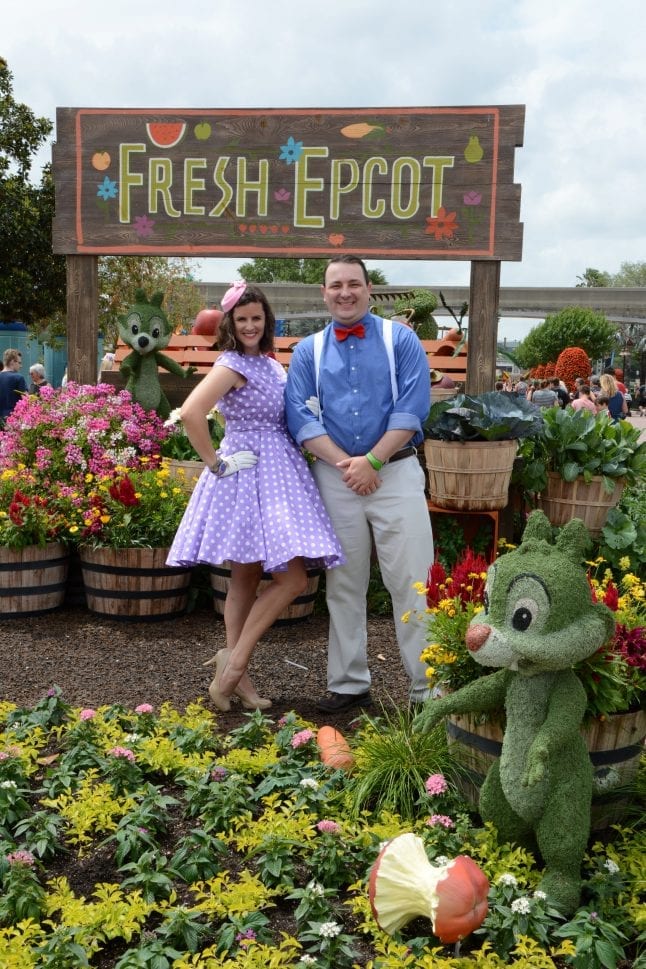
left=221, top=280, right=247, bottom=313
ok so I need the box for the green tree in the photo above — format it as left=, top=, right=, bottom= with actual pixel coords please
left=98, top=256, right=203, bottom=348
left=515, top=307, right=617, bottom=369
left=0, top=58, right=66, bottom=324
left=238, top=256, right=387, bottom=285
left=611, top=261, right=646, bottom=287
left=576, top=267, right=611, bottom=287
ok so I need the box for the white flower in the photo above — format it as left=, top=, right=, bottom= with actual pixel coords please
left=0, top=780, right=17, bottom=789
left=604, top=858, right=620, bottom=874
left=306, top=880, right=325, bottom=896
left=511, top=897, right=531, bottom=914
left=533, top=890, right=547, bottom=900
left=497, top=873, right=518, bottom=887
left=298, top=957, right=317, bottom=965
left=299, top=778, right=319, bottom=790
left=125, top=732, right=140, bottom=743
left=434, top=854, right=450, bottom=866
left=318, top=921, right=342, bottom=938
left=164, top=408, right=183, bottom=428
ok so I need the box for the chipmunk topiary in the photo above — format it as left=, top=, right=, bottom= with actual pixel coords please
left=118, top=290, right=196, bottom=418
left=415, top=510, right=615, bottom=915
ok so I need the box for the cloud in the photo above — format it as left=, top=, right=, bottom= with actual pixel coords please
left=3, top=0, right=645, bottom=291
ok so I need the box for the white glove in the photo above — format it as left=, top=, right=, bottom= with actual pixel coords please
left=214, top=450, right=257, bottom=476
left=305, top=396, right=321, bottom=418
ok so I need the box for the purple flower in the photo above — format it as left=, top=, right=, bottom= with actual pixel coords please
left=274, top=188, right=291, bottom=202
left=463, top=191, right=482, bottom=206
left=134, top=215, right=155, bottom=238
left=425, top=773, right=448, bottom=795
left=210, top=766, right=228, bottom=782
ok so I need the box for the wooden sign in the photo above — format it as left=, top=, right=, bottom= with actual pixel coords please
left=53, top=106, right=524, bottom=261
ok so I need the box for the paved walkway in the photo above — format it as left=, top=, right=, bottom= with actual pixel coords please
left=626, top=412, right=646, bottom=442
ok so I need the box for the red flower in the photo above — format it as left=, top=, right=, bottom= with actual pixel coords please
left=426, top=560, right=448, bottom=608
left=425, top=207, right=458, bottom=241
left=109, top=476, right=139, bottom=507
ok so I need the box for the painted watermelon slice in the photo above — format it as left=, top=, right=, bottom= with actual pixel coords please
left=146, top=122, right=187, bottom=148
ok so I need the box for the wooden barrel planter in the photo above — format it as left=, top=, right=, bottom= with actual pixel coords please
left=79, top=546, right=192, bottom=621
left=166, top=459, right=206, bottom=494
left=209, top=563, right=322, bottom=625
left=536, top=472, right=625, bottom=538
left=424, top=439, right=518, bottom=511
left=446, top=708, right=646, bottom=831
left=0, top=543, right=69, bottom=618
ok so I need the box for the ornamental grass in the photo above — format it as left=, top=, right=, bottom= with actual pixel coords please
left=0, top=691, right=643, bottom=968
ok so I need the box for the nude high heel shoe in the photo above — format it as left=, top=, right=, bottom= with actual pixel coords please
left=234, top=683, right=272, bottom=711
left=208, top=649, right=232, bottom=712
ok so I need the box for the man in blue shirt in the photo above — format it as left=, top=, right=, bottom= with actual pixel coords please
left=0, top=348, right=28, bottom=426
left=285, top=255, right=434, bottom=711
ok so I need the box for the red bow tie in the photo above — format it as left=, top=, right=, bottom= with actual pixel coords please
left=334, top=323, right=365, bottom=341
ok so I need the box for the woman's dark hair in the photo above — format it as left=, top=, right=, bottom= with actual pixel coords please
left=217, top=284, right=275, bottom=354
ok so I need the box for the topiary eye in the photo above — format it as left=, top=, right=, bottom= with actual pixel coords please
left=512, top=605, right=534, bottom=631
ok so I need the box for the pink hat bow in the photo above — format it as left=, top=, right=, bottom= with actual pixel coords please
left=221, top=281, right=247, bottom=313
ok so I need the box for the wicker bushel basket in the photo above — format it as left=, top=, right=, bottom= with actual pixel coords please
left=424, top=439, right=518, bottom=510
left=167, top=459, right=206, bottom=494
left=210, top=563, right=322, bottom=625
left=536, top=472, right=625, bottom=538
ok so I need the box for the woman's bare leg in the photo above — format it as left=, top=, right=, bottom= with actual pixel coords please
left=218, top=558, right=308, bottom=698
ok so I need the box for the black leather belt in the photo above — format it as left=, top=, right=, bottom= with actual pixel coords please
left=387, top=446, right=417, bottom=464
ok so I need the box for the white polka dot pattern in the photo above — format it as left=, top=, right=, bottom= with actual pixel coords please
left=167, top=351, right=345, bottom=573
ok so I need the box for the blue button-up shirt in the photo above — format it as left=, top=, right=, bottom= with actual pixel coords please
left=284, top=312, right=430, bottom=455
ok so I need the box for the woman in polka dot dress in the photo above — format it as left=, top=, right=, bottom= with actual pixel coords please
left=167, top=282, right=345, bottom=711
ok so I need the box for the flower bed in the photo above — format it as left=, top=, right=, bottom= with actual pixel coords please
left=0, top=692, right=643, bottom=967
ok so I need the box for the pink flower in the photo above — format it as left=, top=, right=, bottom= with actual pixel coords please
left=7, top=850, right=35, bottom=866
left=108, top=746, right=136, bottom=762
left=425, top=773, right=448, bottom=796
left=291, top=729, right=315, bottom=748
left=79, top=708, right=96, bottom=721
left=426, top=814, right=455, bottom=829
left=316, top=820, right=341, bottom=835
left=135, top=703, right=153, bottom=714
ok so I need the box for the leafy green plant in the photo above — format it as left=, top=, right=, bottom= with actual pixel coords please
left=345, top=704, right=463, bottom=821
left=424, top=392, right=543, bottom=442
left=475, top=873, right=565, bottom=959
left=161, top=406, right=225, bottom=461
left=516, top=407, right=646, bottom=494
left=0, top=850, right=46, bottom=924
left=552, top=906, right=628, bottom=968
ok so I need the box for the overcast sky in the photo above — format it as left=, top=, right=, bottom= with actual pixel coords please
left=4, top=0, right=644, bottom=341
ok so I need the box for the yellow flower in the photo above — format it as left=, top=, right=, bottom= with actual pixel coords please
left=425, top=667, right=436, bottom=679
left=618, top=556, right=631, bottom=571
left=100, top=515, right=111, bottom=524
left=401, top=610, right=411, bottom=624
left=69, top=525, right=79, bottom=534
left=413, top=581, right=427, bottom=595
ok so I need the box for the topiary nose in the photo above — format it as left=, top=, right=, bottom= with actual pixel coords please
left=466, top=624, right=491, bottom=652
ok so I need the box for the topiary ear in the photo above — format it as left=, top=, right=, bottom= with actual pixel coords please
left=134, top=288, right=147, bottom=303
left=522, top=509, right=553, bottom=544
left=556, top=518, right=592, bottom=564
left=151, top=291, right=165, bottom=308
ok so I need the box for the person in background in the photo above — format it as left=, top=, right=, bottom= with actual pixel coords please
left=0, top=348, right=28, bottom=427
left=28, top=363, right=49, bottom=395
left=570, top=385, right=597, bottom=415
left=285, top=254, right=434, bottom=713
left=550, top=377, right=570, bottom=408
left=531, top=379, right=559, bottom=409
left=599, top=373, right=628, bottom=422
left=514, top=377, right=528, bottom=398
left=595, top=394, right=609, bottom=416
left=495, top=380, right=505, bottom=391
left=167, top=282, right=345, bottom=712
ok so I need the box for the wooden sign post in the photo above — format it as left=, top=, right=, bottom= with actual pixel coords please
left=52, top=105, right=524, bottom=387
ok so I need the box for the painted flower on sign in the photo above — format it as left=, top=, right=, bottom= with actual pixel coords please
left=425, top=207, right=458, bottom=240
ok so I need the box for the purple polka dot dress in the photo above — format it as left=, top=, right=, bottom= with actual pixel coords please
left=167, top=351, right=345, bottom=573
